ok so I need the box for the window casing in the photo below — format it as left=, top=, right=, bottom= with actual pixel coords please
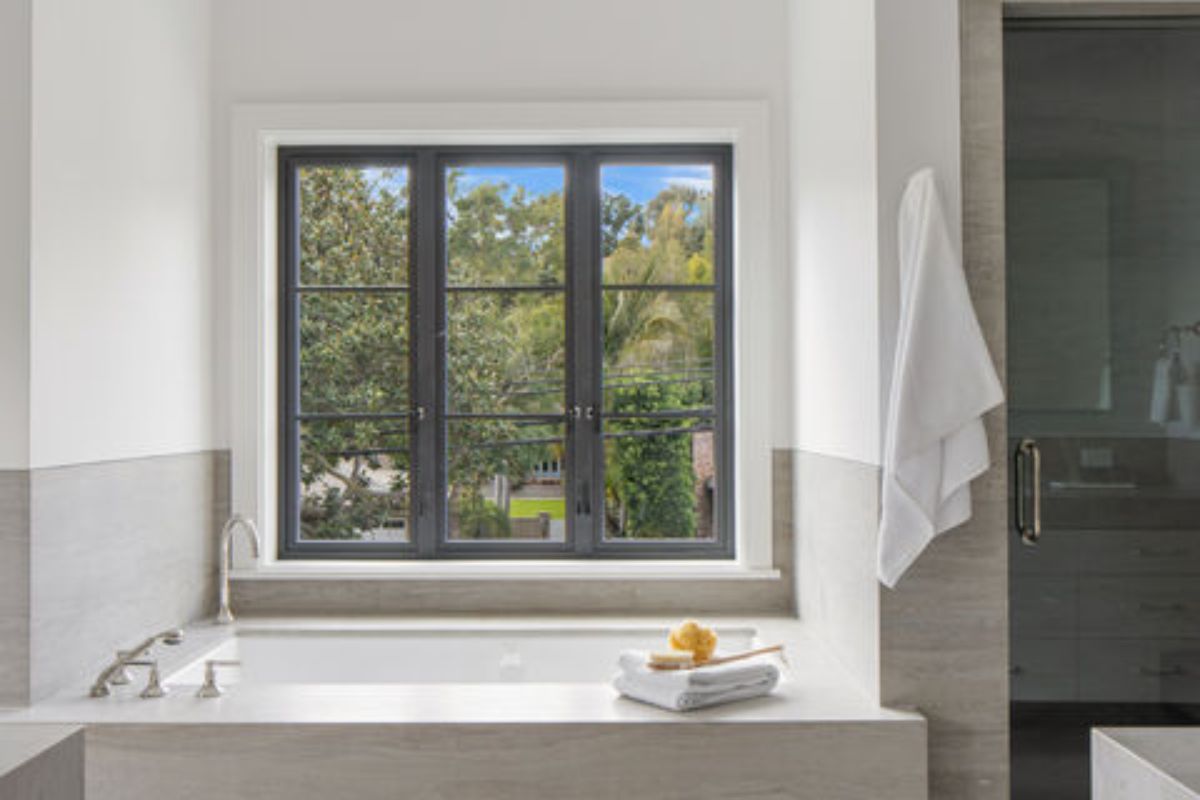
left=278, top=145, right=733, bottom=559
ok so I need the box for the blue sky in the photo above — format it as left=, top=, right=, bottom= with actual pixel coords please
left=448, top=164, right=714, bottom=205
left=453, top=166, right=563, bottom=198
left=602, top=164, right=713, bottom=204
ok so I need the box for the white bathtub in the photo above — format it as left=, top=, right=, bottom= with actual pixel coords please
left=6, top=617, right=929, bottom=800
left=166, top=622, right=758, bottom=687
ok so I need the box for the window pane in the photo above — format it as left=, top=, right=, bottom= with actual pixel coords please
left=299, top=165, right=410, bottom=285
left=602, top=288, right=714, bottom=413
left=447, top=421, right=566, bottom=542
left=603, top=417, right=716, bottom=541
left=300, top=293, right=408, bottom=414
left=601, top=164, right=715, bottom=286
left=445, top=165, right=565, bottom=286
left=448, top=291, right=565, bottom=414
left=298, top=420, right=411, bottom=543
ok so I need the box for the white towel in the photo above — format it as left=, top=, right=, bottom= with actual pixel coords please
left=613, top=651, right=780, bottom=712
left=878, top=168, right=1005, bottom=588
left=1150, top=352, right=1186, bottom=424
left=1150, top=356, right=1173, bottom=424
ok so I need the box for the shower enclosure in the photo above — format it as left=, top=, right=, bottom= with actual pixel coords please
left=1005, top=15, right=1200, bottom=799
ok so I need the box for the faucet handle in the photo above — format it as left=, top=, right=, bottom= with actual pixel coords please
left=125, top=659, right=167, bottom=699
left=196, top=659, right=241, bottom=698
left=108, top=651, right=135, bottom=686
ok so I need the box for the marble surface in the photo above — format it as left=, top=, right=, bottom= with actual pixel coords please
left=0, top=616, right=920, bottom=727
left=0, top=616, right=927, bottom=800
left=874, top=2, right=1011, bottom=799
left=0, top=472, right=30, bottom=707
left=27, top=450, right=227, bottom=700
left=0, top=724, right=83, bottom=800
left=85, top=720, right=926, bottom=800
left=0, top=723, right=80, bottom=777
left=1094, top=728, right=1200, bottom=799
left=794, top=450, right=881, bottom=702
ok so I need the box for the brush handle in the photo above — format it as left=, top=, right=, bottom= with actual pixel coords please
left=648, top=644, right=784, bottom=671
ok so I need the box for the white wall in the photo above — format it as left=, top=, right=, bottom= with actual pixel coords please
left=788, top=0, right=963, bottom=700
left=0, top=0, right=32, bottom=470
left=29, top=0, right=214, bottom=468
left=875, top=0, right=963, bottom=451
left=211, top=0, right=795, bottom=556
left=789, top=0, right=881, bottom=467
left=211, top=0, right=792, bottom=445
left=788, top=0, right=882, bottom=698
left=790, top=0, right=962, bottom=468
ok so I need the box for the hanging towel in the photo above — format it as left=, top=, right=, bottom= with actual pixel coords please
left=1149, top=350, right=1186, bottom=424
left=878, top=168, right=1005, bottom=588
left=1150, top=355, right=1174, bottom=424
left=612, top=651, right=780, bottom=712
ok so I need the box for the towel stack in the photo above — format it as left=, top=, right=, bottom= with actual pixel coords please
left=612, top=651, right=780, bottom=712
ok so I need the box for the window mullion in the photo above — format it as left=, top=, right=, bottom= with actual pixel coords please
left=569, top=152, right=600, bottom=555
left=413, top=150, right=440, bottom=557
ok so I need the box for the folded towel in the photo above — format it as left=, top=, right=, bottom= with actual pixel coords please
left=878, top=168, right=1004, bottom=588
left=613, top=651, right=780, bottom=712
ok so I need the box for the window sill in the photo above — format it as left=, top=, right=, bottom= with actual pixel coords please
left=231, top=560, right=782, bottom=583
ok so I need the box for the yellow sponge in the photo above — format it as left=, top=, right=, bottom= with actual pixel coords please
left=668, top=619, right=718, bottom=663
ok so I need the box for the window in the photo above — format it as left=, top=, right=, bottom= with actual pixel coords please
left=278, top=145, right=732, bottom=558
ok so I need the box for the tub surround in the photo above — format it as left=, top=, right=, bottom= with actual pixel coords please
left=29, top=451, right=228, bottom=701
left=83, top=721, right=923, bottom=800
left=1093, top=728, right=1200, bottom=799
left=0, top=616, right=926, bottom=800
left=878, top=2, right=1009, bottom=798
left=0, top=724, right=83, bottom=800
left=0, top=450, right=230, bottom=706
left=4, top=617, right=912, bottom=726
left=0, top=472, right=30, bottom=707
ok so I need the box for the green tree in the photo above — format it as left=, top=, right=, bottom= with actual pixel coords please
left=605, top=384, right=698, bottom=538
left=296, top=164, right=715, bottom=542
left=297, top=165, right=411, bottom=540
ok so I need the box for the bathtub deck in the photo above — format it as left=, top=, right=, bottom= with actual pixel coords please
left=0, top=617, right=928, bottom=799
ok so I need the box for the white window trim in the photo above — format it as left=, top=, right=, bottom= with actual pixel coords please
left=228, top=101, right=778, bottom=577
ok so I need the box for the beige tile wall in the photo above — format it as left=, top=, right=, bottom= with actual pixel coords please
left=0, top=473, right=30, bottom=707
left=28, top=451, right=227, bottom=700
left=0, top=451, right=228, bottom=704
left=878, top=3, right=1010, bottom=799
left=85, top=720, right=927, bottom=800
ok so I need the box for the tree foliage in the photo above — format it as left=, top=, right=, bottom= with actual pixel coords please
left=295, top=164, right=716, bottom=541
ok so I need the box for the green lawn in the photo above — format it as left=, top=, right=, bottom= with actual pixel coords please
left=509, top=498, right=566, bottom=520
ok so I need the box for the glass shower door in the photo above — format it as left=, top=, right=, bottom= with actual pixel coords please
left=1005, top=18, right=1200, bottom=800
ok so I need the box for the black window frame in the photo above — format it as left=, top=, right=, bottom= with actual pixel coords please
left=278, top=144, right=734, bottom=560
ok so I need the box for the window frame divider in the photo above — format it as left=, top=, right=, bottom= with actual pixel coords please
left=277, top=144, right=733, bottom=561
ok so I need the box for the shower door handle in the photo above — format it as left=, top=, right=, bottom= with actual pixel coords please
left=1014, top=438, right=1042, bottom=546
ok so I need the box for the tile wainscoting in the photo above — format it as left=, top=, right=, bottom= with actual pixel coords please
left=0, top=451, right=228, bottom=705
left=0, top=473, right=31, bottom=706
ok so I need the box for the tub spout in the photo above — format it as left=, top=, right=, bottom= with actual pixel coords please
left=217, top=514, right=260, bottom=624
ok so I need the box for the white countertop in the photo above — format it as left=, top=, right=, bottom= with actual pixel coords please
left=0, top=724, right=81, bottom=778
left=0, top=616, right=920, bottom=728
left=1094, top=728, right=1200, bottom=798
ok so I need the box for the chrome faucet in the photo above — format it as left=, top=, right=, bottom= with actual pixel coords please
left=217, top=514, right=261, bottom=624
left=196, top=659, right=242, bottom=698
left=89, top=629, right=183, bottom=698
